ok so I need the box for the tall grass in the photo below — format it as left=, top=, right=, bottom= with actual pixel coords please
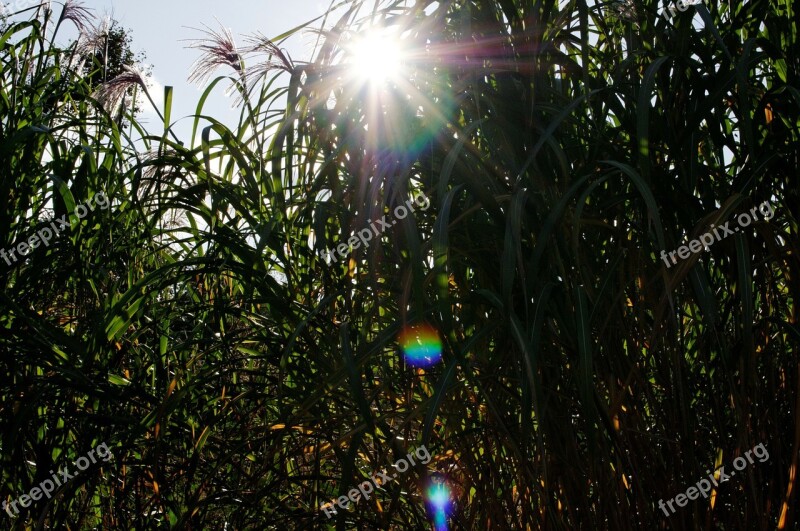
left=1, top=0, right=798, bottom=529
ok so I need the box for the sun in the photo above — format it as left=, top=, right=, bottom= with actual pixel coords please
left=346, top=29, right=404, bottom=86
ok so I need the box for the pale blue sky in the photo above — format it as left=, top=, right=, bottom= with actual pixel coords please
left=74, top=0, right=335, bottom=141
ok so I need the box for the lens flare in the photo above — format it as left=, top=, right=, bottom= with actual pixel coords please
left=338, top=25, right=450, bottom=161
left=425, top=475, right=452, bottom=531
left=398, top=323, right=442, bottom=367
left=346, top=29, right=404, bottom=86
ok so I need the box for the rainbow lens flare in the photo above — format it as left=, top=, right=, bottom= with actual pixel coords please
left=398, top=323, right=442, bottom=367
left=425, top=475, right=452, bottom=531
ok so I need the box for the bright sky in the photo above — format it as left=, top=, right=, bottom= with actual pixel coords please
left=73, top=0, right=335, bottom=141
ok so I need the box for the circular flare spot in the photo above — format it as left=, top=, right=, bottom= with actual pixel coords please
left=399, top=323, right=442, bottom=367
left=425, top=474, right=452, bottom=531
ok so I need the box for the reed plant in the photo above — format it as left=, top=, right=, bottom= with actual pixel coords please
left=1, top=0, right=798, bottom=529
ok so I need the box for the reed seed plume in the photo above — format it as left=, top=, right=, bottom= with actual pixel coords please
left=74, top=17, right=111, bottom=62
left=242, top=32, right=294, bottom=83
left=57, top=0, right=94, bottom=33
left=186, top=22, right=244, bottom=86
left=93, top=64, right=147, bottom=111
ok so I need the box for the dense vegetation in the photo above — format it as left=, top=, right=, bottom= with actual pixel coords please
left=1, top=0, right=797, bottom=529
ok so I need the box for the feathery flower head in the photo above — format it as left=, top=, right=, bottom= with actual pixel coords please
left=241, top=32, right=294, bottom=85
left=73, top=16, right=110, bottom=61
left=58, top=0, right=94, bottom=33
left=93, top=65, right=147, bottom=112
left=187, top=23, right=244, bottom=86
left=243, top=32, right=293, bottom=72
